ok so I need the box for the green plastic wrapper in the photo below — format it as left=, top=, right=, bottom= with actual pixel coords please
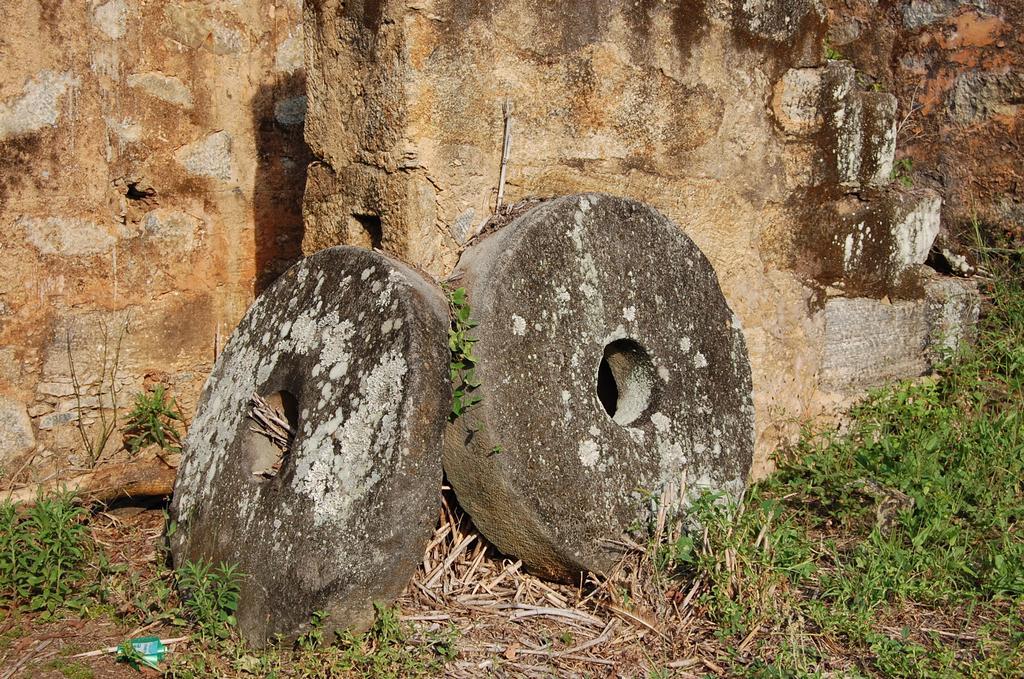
left=116, top=636, right=167, bottom=670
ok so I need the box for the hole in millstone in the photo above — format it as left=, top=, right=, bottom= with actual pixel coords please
left=596, top=356, right=619, bottom=417
left=596, top=339, right=657, bottom=427
left=247, top=390, right=299, bottom=480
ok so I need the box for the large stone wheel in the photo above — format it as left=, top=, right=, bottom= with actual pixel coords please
left=170, top=246, right=450, bottom=645
left=444, top=194, right=754, bottom=581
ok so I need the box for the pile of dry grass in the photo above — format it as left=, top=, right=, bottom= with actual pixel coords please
left=398, top=486, right=727, bottom=677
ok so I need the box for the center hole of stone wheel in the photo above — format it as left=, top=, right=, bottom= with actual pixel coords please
left=249, top=389, right=299, bottom=481
left=596, top=338, right=656, bottom=427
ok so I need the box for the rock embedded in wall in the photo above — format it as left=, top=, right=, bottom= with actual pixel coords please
left=170, top=247, right=451, bottom=645
left=949, top=70, right=1024, bottom=124
left=443, top=195, right=754, bottom=580
left=19, top=215, right=124, bottom=257
left=0, top=396, right=35, bottom=468
left=174, top=131, right=236, bottom=182
left=92, top=0, right=128, bottom=40
left=139, top=209, right=206, bottom=254
left=126, top=72, right=194, bottom=110
left=0, top=70, right=80, bottom=141
left=162, top=3, right=248, bottom=55
left=274, top=26, right=304, bottom=73
left=273, top=96, right=307, bottom=127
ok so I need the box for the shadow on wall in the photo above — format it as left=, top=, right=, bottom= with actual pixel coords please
left=251, top=71, right=312, bottom=295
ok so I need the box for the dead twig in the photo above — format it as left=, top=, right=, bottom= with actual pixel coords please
left=495, top=98, right=513, bottom=213
left=248, top=392, right=294, bottom=457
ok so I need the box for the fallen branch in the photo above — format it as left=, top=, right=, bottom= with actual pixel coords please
left=3, top=458, right=176, bottom=506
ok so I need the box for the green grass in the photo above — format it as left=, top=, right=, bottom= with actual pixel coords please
left=677, top=262, right=1024, bottom=676
left=47, top=658, right=95, bottom=679
left=164, top=604, right=458, bottom=678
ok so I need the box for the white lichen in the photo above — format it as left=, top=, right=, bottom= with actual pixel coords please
left=578, top=439, right=600, bottom=467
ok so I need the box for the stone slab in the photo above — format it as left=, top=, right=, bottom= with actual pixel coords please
left=820, top=269, right=980, bottom=391
left=443, top=194, right=755, bottom=581
left=169, top=246, right=450, bottom=645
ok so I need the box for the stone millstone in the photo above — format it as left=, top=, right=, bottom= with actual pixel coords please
left=444, top=194, right=754, bottom=582
left=169, top=246, right=450, bottom=645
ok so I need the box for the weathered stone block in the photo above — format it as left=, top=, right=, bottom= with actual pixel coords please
left=820, top=270, right=979, bottom=391
left=806, top=187, right=942, bottom=293
left=925, top=274, right=981, bottom=358
left=776, top=62, right=896, bottom=190
left=443, top=194, right=754, bottom=581
left=772, top=67, right=825, bottom=135
left=949, top=70, right=1024, bottom=124
left=170, top=247, right=451, bottom=645
left=858, top=91, right=897, bottom=187
left=822, top=61, right=864, bottom=188
left=901, top=0, right=989, bottom=30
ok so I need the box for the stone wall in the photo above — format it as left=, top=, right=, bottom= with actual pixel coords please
left=0, top=0, right=1015, bottom=482
left=825, top=0, right=1024, bottom=248
left=0, top=0, right=308, bottom=476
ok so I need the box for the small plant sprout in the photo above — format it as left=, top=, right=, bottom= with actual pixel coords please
left=123, top=385, right=184, bottom=454
left=824, top=40, right=844, bottom=61
left=891, top=157, right=914, bottom=187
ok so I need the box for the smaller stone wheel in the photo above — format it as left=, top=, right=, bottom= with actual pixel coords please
left=444, top=194, right=754, bottom=581
left=170, top=246, right=450, bottom=645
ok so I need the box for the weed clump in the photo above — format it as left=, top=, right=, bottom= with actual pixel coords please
left=122, top=385, right=184, bottom=454
left=445, top=285, right=481, bottom=421
left=175, top=559, right=242, bottom=640
left=0, top=493, right=100, bottom=615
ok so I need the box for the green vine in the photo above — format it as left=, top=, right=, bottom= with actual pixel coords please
left=445, top=286, right=482, bottom=421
